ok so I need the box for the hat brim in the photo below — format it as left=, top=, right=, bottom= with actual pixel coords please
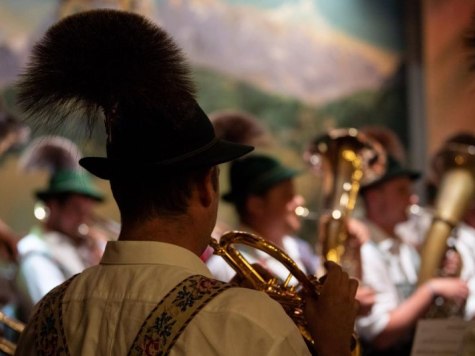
left=80, top=139, right=253, bottom=180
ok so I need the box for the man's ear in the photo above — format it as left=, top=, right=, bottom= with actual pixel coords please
left=196, top=168, right=216, bottom=208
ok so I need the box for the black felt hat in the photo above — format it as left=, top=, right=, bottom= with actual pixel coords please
left=223, top=154, right=300, bottom=203
left=17, top=10, right=252, bottom=179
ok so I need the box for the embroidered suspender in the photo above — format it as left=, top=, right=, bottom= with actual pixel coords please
left=31, top=274, right=230, bottom=356
left=128, top=275, right=231, bottom=356
left=33, top=274, right=79, bottom=356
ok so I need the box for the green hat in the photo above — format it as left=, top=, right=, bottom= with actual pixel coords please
left=362, top=155, right=420, bottom=191
left=36, top=169, right=104, bottom=202
left=223, top=154, right=300, bottom=203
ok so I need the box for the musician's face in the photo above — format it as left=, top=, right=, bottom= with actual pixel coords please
left=258, top=179, right=303, bottom=235
left=376, top=176, right=413, bottom=225
left=46, top=194, right=97, bottom=241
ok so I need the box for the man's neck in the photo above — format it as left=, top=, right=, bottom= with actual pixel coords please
left=118, top=215, right=207, bottom=256
left=365, top=216, right=397, bottom=239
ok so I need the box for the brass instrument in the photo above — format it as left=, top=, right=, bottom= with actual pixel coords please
left=305, top=128, right=386, bottom=279
left=210, top=231, right=359, bottom=355
left=418, top=142, right=475, bottom=317
left=0, top=310, right=25, bottom=355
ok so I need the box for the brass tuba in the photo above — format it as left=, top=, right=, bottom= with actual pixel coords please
left=417, top=141, right=475, bottom=316
left=304, top=128, right=386, bottom=279
left=0, top=310, right=25, bottom=355
left=210, top=231, right=359, bottom=355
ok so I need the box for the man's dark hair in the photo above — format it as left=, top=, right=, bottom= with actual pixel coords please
left=111, top=166, right=218, bottom=223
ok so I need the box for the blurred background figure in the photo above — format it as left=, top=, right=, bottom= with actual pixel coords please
left=15, top=136, right=104, bottom=312
left=304, top=128, right=386, bottom=317
left=396, top=132, right=475, bottom=320
left=0, top=108, right=30, bottom=347
left=207, top=153, right=319, bottom=283
left=201, top=110, right=274, bottom=262
left=356, top=155, right=469, bottom=356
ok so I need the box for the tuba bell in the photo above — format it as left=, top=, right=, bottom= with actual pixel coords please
left=417, top=141, right=475, bottom=317
left=210, top=231, right=360, bottom=355
left=304, top=128, right=386, bottom=279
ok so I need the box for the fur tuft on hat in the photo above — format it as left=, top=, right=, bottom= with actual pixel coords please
left=210, top=110, right=271, bottom=147
left=16, top=10, right=252, bottom=179
left=17, top=10, right=194, bottom=131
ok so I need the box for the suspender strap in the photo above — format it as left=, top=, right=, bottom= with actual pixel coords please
left=33, top=274, right=78, bottom=356
left=128, top=275, right=231, bottom=356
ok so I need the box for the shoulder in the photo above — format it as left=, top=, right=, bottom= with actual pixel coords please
left=206, top=286, right=297, bottom=331
left=186, top=286, right=310, bottom=354
left=18, top=233, right=47, bottom=256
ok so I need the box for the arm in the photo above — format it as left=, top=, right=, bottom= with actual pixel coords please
left=373, top=278, right=469, bottom=349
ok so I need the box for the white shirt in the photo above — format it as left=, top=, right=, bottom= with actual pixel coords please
left=16, top=240, right=310, bottom=356
left=17, top=227, right=88, bottom=304
left=356, top=220, right=420, bottom=342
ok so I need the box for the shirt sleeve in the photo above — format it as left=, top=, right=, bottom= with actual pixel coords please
left=356, top=242, right=397, bottom=341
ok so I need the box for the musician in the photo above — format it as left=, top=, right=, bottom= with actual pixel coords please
left=198, top=109, right=273, bottom=262
left=396, top=132, right=475, bottom=320
left=356, top=155, right=469, bottom=355
left=207, top=153, right=319, bottom=283
left=16, top=137, right=104, bottom=307
left=14, top=10, right=358, bottom=355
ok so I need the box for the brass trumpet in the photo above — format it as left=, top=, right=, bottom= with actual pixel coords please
left=0, top=310, right=25, bottom=355
left=210, top=230, right=359, bottom=355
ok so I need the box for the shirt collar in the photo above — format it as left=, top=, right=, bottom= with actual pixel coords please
left=100, top=240, right=212, bottom=277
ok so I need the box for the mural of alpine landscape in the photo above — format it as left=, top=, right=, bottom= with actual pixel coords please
left=0, top=0, right=406, bottom=233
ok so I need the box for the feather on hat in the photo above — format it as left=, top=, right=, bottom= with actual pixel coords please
left=17, top=10, right=252, bottom=179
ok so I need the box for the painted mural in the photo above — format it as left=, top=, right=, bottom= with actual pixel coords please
left=0, top=0, right=406, bottom=236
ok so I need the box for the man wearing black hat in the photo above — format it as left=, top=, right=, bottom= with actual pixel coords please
left=14, top=10, right=358, bottom=356
left=207, top=153, right=319, bottom=283
left=355, top=156, right=469, bottom=355
left=16, top=136, right=104, bottom=309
